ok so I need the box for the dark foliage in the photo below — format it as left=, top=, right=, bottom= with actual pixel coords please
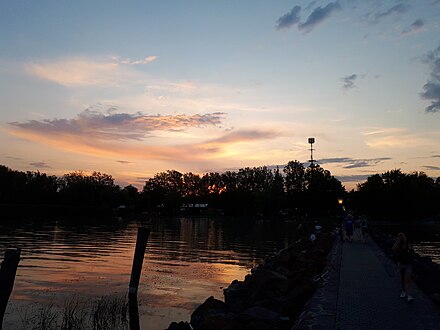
left=0, top=161, right=346, bottom=217
left=3, top=164, right=438, bottom=219
left=349, top=169, right=440, bottom=219
left=140, top=162, right=344, bottom=216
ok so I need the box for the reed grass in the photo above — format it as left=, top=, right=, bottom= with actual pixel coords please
left=18, top=294, right=129, bottom=330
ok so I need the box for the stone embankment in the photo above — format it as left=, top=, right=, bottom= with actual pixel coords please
left=167, top=230, right=335, bottom=330
left=369, top=227, right=440, bottom=305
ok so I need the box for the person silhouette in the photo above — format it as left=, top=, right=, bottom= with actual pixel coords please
left=393, top=232, right=414, bottom=303
left=345, top=215, right=354, bottom=242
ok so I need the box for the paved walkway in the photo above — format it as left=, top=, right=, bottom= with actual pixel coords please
left=294, top=237, right=440, bottom=329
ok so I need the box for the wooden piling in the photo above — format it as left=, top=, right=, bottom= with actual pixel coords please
left=129, top=228, right=150, bottom=296
left=0, top=248, right=21, bottom=330
left=128, top=228, right=149, bottom=330
left=128, top=293, right=140, bottom=330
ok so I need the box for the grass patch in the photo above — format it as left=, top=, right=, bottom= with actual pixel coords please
left=18, top=294, right=129, bottom=330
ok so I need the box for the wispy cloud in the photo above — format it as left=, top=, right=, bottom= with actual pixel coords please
left=363, top=127, right=439, bottom=148
left=401, top=19, right=424, bottom=35
left=26, top=57, right=147, bottom=87
left=341, top=74, right=357, bottom=90
left=29, top=161, right=51, bottom=169
left=275, top=2, right=341, bottom=33
left=422, top=165, right=440, bottom=170
left=117, top=160, right=135, bottom=164
left=421, top=44, right=440, bottom=113
left=319, top=157, right=391, bottom=168
left=119, top=56, right=158, bottom=65
left=299, top=2, right=341, bottom=32
left=335, top=174, right=371, bottom=182
left=9, top=108, right=226, bottom=141
left=204, top=129, right=279, bottom=145
left=373, top=3, right=410, bottom=22
left=197, top=129, right=281, bottom=153
left=276, top=6, right=301, bottom=30
left=5, top=156, right=23, bottom=161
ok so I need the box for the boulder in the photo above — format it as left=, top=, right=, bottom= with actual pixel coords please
left=194, top=312, right=238, bottom=330
left=224, top=280, right=250, bottom=312
left=167, top=321, right=192, bottom=330
left=241, top=306, right=282, bottom=323
left=190, top=296, right=228, bottom=329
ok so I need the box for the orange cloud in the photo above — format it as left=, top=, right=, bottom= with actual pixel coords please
left=5, top=110, right=281, bottom=164
left=9, top=109, right=226, bottom=141
left=6, top=128, right=278, bottom=163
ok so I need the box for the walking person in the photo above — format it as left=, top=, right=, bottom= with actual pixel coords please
left=393, top=232, right=415, bottom=303
left=361, top=217, right=369, bottom=242
left=345, top=215, right=354, bottom=243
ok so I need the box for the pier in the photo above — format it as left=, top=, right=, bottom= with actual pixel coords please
left=295, top=238, right=440, bottom=329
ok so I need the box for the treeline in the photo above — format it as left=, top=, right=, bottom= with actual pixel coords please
left=0, top=166, right=121, bottom=208
left=142, top=161, right=344, bottom=216
left=350, top=169, right=440, bottom=220
left=0, top=162, right=344, bottom=217
left=1, top=164, right=438, bottom=219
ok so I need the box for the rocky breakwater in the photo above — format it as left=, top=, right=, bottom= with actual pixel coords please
left=370, top=227, right=440, bottom=305
left=167, top=230, right=335, bottom=330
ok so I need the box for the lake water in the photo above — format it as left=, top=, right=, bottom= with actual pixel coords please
left=0, top=217, right=301, bottom=329
left=1, top=217, right=439, bottom=329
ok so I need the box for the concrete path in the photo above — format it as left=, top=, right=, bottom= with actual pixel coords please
left=294, top=237, right=440, bottom=329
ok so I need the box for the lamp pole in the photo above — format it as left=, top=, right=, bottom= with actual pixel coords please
left=308, top=137, right=315, bottom=167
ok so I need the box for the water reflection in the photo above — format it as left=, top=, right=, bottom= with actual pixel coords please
left=0, top=217, right=299, bottom=329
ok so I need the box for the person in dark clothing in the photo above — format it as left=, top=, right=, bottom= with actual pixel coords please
left=361, top=217, right=369, bottom=241
left=393, top=232, right=414, bottom=303
left=345, top=216, right=354, bottom=242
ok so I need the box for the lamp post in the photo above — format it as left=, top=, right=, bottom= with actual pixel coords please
left=308, top=137, right=315, bottom=167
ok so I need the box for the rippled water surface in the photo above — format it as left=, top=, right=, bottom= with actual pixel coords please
left=2, top=217, right=438, bottom=329
left=0, top=217, right=301, bottom=329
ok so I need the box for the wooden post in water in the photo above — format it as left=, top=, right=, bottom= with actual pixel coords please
left=129, top=228, right=150, bottom=295
left=0, top=248, right=21, bottom=330
left=128, top=294, right=140, bottom=330
left=128, top=228, right=149, bottom=330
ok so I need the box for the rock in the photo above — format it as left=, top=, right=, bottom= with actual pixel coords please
left=190, top=296, right=228, bottom=329
left=274, top=265, right=290, bottom=277
left=241, top=306, right=282, bottom=323
left=226, top=297, right=245, bottom=314
left=279, top=283, right=314, bottom=316
left=254, top=297, right=284, bottom=313
left=224, top=281, right=250, bottom=312
left=242, top=320, right=280, bottom=330
left=251, top=269, right=288, bottom=290
left=167, top=321, right=192, bottom=330
left=195, top=312, right=239, bottom=330
left=429, top=293, right=440, bottom=304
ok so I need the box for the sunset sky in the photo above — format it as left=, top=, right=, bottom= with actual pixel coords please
left=1, top=0, right=439, bottom=190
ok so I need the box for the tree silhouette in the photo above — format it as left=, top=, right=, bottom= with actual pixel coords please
left=58, top=171, right=119, bottom=207
left=352, top=169, right=439, bottom=219
left=1, top=162, right=349, bottom=218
